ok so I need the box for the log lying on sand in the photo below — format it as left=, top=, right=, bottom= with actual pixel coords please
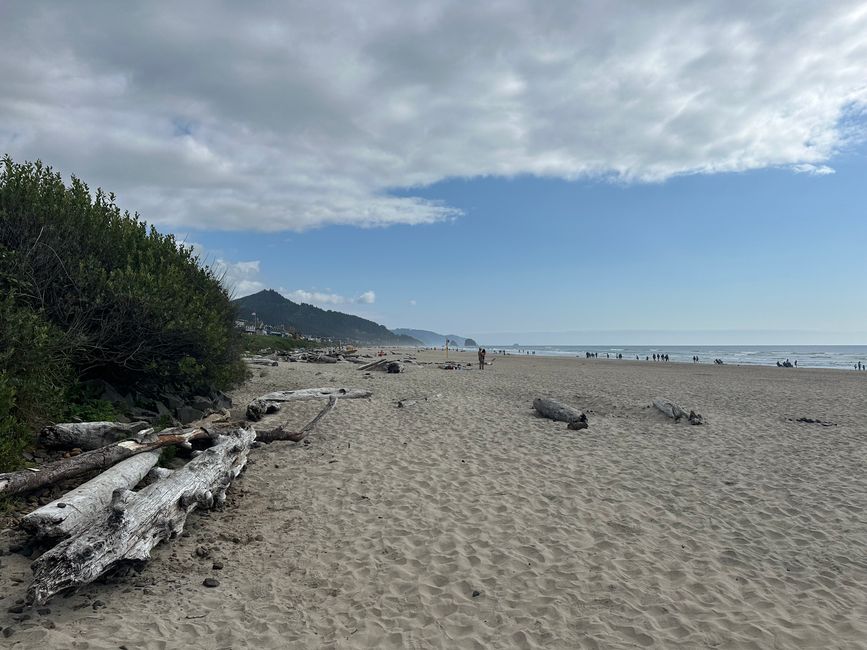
left=243, top=356, right=278, bottom=366
left=28, top=426, right=256, bottom=605
left=21, top=451, right=161, bottom=539
left=255, top=397, right=338, bottom=443
left=0, top=413, right=232, bottom=497
left=307, top=353, right=339, bottom=364
left=533, top=398, right=589, bottom=430
left=358, top=358, right=389, bottom=371
left=653, top=399, right=703, bottom=425
left=40, top=421, right=151, bottom=451
left=246, top=387, right=370, bottom=421
left=256, top=387, right=372, bottom=402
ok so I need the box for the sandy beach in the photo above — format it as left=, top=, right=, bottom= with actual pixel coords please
left=1, top=351, right=865, bottom=648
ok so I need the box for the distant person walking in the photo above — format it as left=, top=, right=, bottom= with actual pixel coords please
left=478, top=347, right=486, bottom=370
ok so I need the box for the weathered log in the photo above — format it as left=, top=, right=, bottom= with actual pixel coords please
left=358, top=358, right=389, bottom=371
left=21, top=451, right=161, bottom=539
left=245, top=398, right=282, bottom=422
left=28, top=426, right=255, bottom=605
left=39, top=421, right=151, bottom=451
left=533, top=398, right=588, bottom=430
left=0, top=413, right=233, bottom=497
left=255, top=387, right=372, bottom=402
left=653, top=399, right=703, bottom=425
left=307, top=353, right=339, bottom=364
left=255, top=396, right=338, bottom=443
left=243, top=356, right=278, bottom=366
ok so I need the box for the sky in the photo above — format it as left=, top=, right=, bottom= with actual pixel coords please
left=2, top=1, right=866, bottom=344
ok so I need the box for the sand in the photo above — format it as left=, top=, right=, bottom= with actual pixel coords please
left=1, top=351, right=865, bottom=648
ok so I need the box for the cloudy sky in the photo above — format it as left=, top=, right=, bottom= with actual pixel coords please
left=2, top=1, right=866, bottom=342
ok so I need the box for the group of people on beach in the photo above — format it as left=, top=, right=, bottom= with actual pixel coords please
left=857, top=362, right=865, bottom=371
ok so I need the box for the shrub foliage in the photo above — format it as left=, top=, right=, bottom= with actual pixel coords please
left=0, top=156, right=246, bottom=468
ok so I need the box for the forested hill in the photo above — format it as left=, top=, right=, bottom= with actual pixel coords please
left=233, top=290, right=421, bottom=345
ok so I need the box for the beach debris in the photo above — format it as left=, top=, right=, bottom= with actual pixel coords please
left=653, top=399, right=703, bottom=425
left=0, top=411, right=232, bottom=498
left=245, top=387, right=371, bottom=422
left=39, top=421, right=151, bottom=451
left=28, top=425, right=256, bottom=605
left=20, top=388, right=355, bottom=605
left=21, top=451, right=161, bottom=540
left=245, top=398, right=282, bottom=422
left=242, top=356, right=278, bottom=367
left=791, top=417, right=836, bottom=427
left=533, top=398, right=589, bottom=430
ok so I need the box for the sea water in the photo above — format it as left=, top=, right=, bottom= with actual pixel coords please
left=482, top=345, right=867, bottom=370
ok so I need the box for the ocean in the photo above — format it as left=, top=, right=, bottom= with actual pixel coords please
left=475, top=345, right=867, bottom=370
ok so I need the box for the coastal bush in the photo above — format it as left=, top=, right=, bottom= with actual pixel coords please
left=0, top=156, right=246, bottom=469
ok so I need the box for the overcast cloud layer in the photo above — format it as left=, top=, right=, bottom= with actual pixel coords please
left=2, top=1, right=866, bottom=231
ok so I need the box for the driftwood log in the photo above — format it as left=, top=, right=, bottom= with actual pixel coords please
left=39, top=421, right=151, bottom=451
left=243, top=356, right=278, bottom=367
left=653, top=399, right=703, bottom=425
left=0, top=413, right=232, bottom=497
left=21, top=451, right=161, bottom=539
left=255, top=396, right=338, bottom=443
left=358, top=358, right=389, bottom=371
left=245, top=387, right=370, bottom=422
left=28, top=426, right=256, bottom=605
left=533, top=398, right=589, bottom=430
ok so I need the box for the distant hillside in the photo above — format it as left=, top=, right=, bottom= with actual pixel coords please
left=233, top=290, right=421, bottom=345
left=392, top=328, right=475, bottom=347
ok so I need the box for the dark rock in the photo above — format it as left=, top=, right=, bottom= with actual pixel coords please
left=2, top=627, right=13, bottom=638
left=190, top=395, right=215, bottom=413
left=154, top=401, right=171, bottom=417
left=212, top=390, right=233, bottom=410
left=203, top=578, right=219, bottom=588
left=472, top=590, right=481, bottom=598
left=176, top=405, right=204, bottom=425
left=7, top=605, right=24, bottom=614
left=42, top=619, right=56, bottom=630
left=37, top=607, right=51, bottom=615
left=194, top=546, right=210, bottom=558
left=212, top=561, right=223, bottom=570
left=92, top=599, right=105, bottom=609
left=161, top=393, right=185, bottom=410
left=130, top=407, right=159, bottom=423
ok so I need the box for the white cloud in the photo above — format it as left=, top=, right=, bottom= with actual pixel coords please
left=186, top=242, right=264, bottom=297
left=279, top=288, right=376, bottom=306
left=2, top=2, right=866, bottom=231
left=791, top=163, right=836, bottom=175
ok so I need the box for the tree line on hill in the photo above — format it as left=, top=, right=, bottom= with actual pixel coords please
left=232, top=289, right=421, bottom=346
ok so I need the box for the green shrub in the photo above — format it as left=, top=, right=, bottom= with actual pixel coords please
left=0, top=156, right=247, bottom=470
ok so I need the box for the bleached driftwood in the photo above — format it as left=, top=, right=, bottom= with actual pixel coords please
left=21, top=451, right=161, bottom=539
left=243, top=356, right=278, bottom=366
left=358, top=358, right=389, bottom=371
left=28, top=426, right=255, bottom=605
left=653, top=399, right=703, bottom=425
left=533, top=398, right=589, bottom=430
left=39, top=421, right=151, bottom=451
left=0, top=413, right=231, bottom=497
left=255, top=396, right=338, bottom=443
left=256, top=387, right=372, bottom=402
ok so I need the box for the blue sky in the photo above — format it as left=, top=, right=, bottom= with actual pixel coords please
left=186, top=148, right=867, bottom=343
left=2, top=2, right=866, bottom=343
